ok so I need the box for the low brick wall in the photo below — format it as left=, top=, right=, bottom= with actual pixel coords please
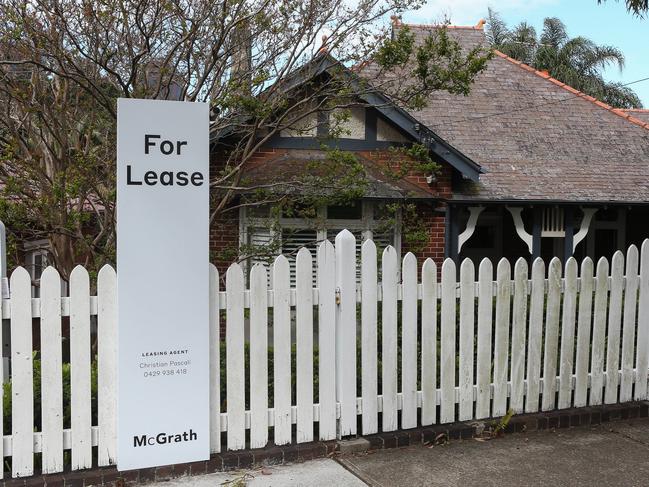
left=9, top=402, right=649, bottom=487
left=363, top=402, right=649, bottom=451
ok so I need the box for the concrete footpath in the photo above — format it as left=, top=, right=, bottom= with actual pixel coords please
left=149, top=418, right=649, bottom=486
left=150, top=457, right=365, bottom=486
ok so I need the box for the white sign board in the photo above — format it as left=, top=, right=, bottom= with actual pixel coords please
left=117, top=99, right=210, bottom=470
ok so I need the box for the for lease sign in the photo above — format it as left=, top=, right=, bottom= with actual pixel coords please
left=116, top=99, right=210, bottom=470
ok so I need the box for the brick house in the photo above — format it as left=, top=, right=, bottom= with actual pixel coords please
left=209, top=20, right=649, bottom=278
left=209, top=52, right=482, bottom=279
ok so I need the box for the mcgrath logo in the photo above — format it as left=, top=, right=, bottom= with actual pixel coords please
left=133, top=429, right=197, bottom=447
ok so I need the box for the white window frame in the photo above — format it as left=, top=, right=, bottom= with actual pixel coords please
left=24, top=239, right=49, bottom=297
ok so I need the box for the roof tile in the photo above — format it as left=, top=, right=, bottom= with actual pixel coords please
left=493, top=49, right=649, bottom=133
left=623, top=109, right=649, bottom=123
left=239, top=150, right=435, bottom=200
left=366, top=24, right=649, bottom=203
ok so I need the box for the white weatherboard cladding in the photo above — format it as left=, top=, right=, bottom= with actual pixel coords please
left=116, top=99, right=209, bottom=470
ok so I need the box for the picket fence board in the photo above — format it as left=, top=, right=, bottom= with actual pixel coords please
left=459, top=259, right=475, bottom=421
left=0, top=269, right=3, bottom=479
left=335, top=230, right=357, bottom=437
left=510, top=258, right=528, bottom=414
left=636, top=241, right=649, bottom=400
left=40, top=267, right=64, bottom=473
left=97, top=265, right=117, bottom=466
left=272, top=256, right=292, bottom=445
left=401, top=253, right=418, bottom=429
left=226, top=264, right=246, bottom=450
left=525, top=258, right=545, bottom=413
left=381, top=246, right=398, bottom=432
left=420, top=258, right=437, bottom=425
left=540, top=258, right=561, bottom=411
left=476, top=259, right=493, bottom=419
left=11, top=268, right=33, bottom=477
left=558, top=258, right=577, bottom=409
left=574, top=258, right=594, bottom=407
left=70, top=266, right=92, bottom=470
left=605, top=252, right=624, bottom=404
left=590, top=258, right=610, bottom=406
left=361, top=240, right=378, bottom=434
left=209, top=264, right=221, bottom=453
left=317, top=241, right=337, bottom=440
left=493, top=259, right=511, bottom=417
left=620, top=246, right=639, bottom=403
left=440, top=259, right=456, bottom=423
left=250, top=263, right=269, bottom=448
left=296, top=249, right=314, bottom=443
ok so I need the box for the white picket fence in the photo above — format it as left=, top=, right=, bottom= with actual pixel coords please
left=2, top=230, right=649, bottom=478
left=1, top=265, right=117, bottom=478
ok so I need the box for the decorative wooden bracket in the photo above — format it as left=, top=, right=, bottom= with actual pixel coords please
left=457, top=206, right=485, bottom=252
left=507, top=206, right=598, bottom=255
left=506, top=207, right=533, bottom=254
left=573, top=208, right=598, bottom=252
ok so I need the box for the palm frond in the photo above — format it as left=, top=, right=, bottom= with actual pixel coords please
left=485, top=7, right=510, bottom=46
left=589, top=45, right=626, bottom=71
left=602, top=82, right=643, bottom=108
left=597, top=0, right=648, bottom=18
left=485, top=8, right=642, bottom=109
left=510, top=22, right=537, bottom=45
left=540, top=17, right=568, bottom=48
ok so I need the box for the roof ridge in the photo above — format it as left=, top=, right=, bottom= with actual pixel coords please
left=622, top=108, right=649, bottom=112
left=493, top=50, right=649, bottom=132
left=401, top=23, right=484, bottom=30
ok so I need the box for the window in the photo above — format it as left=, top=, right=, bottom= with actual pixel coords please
left=280, top=229, right=319, bottom=286
left=24, top=240, right=49, bottom=298
left=240, top=201, right=400, bottom=284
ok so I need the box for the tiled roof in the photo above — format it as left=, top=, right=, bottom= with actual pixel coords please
left=239, top=150, right=434, bottom=200
left=365, top=23, right=649, bottom=203
left=622, top=109, right=649, bottom=124
left=492, top=50, right=649, bottom=132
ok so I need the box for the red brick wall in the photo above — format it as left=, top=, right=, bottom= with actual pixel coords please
left=209, top=212, right=239, bottom=277
left=209, top=147, right=452, bottom=275
left=403, top=203, right=447, bottom=268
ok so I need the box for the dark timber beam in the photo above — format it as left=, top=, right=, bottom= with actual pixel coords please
left=447, top=205, right=460, bottom=264
left=316, top=104, right=329, bottom=138
left=532, top=208, right=542, bottom=261
left=365, top=109, right=377, bottom=142
left=263, top=135, right=406, bottom=151
left=563, top=206, right=574, bottom=263
left=617, top=208, right=627, bottom=252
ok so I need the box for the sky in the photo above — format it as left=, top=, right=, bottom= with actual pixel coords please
left=402, top=0, right=649, bottom=107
